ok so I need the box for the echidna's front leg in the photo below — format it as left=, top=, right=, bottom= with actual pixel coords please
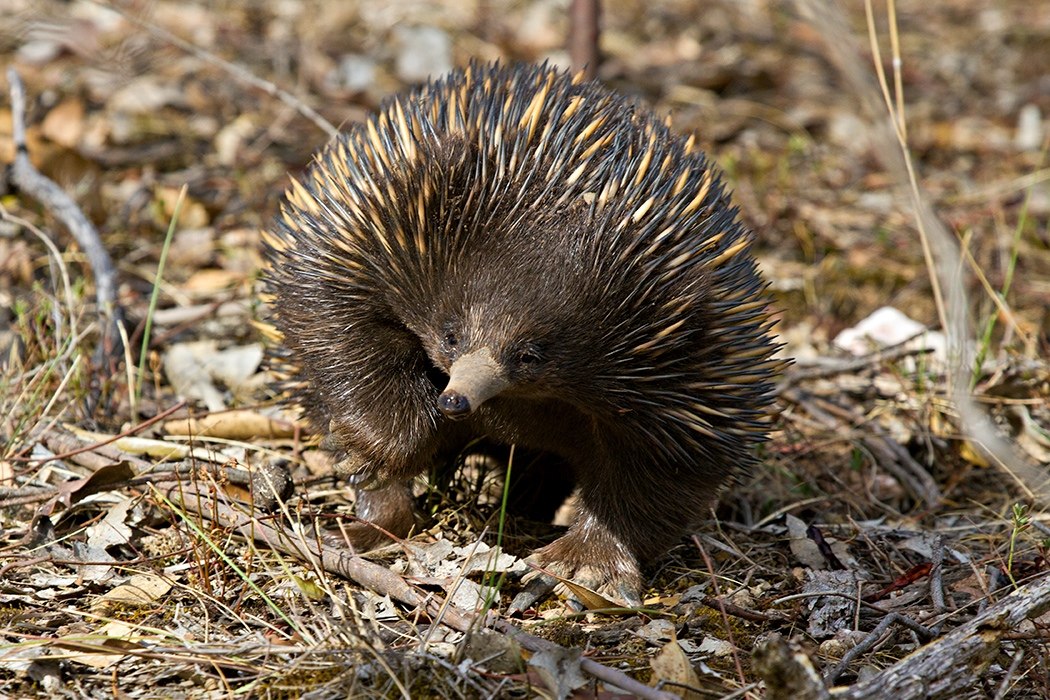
left=340, top=481, right=417, bottom=550
left=514, top=509, right=644, bottom=611
left=327, top=428, right=422, bottom=550
left=321, top=374, right=441, bottom=551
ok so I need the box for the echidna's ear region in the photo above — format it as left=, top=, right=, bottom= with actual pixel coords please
left=262, top=61, right=786, bottom=605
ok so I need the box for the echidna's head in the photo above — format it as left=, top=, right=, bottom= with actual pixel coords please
left=419, top=221, right=619, bottom=420
left=428, top=319, right=543, bottom=420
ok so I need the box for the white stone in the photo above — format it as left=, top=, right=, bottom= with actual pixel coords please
left=395, top=26, right=452, bottom=83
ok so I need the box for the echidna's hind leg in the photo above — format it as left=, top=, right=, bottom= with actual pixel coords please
left=511, top=455, right=691, bottom=611
left=521, top=512, right=645, bottom=611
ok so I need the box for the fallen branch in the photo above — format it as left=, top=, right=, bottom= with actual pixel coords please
left=756, top=573, right=1050, bottom=699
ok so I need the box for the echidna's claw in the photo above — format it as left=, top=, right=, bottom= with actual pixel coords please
left=507, top=571, right=558, bottom=614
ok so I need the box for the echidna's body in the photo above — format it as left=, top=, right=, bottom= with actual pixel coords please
left=264, top=62, right=782, bottom=602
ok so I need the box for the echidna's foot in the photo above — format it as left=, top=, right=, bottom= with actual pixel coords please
left=336, top=482, right=417, bottom=552
left=508, top=531, right=643, bottom=613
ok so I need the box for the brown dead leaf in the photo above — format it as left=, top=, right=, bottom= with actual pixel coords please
left=650, top=628, right=702, bottom=699
left=85, top=499, right=135, bottom=550
left=959, top=440, right=991, bottom=468
left=155, top=186, right=210, bottom=228
left=0, top=107, right=13, bottom=162
left=786, top=513, right=828, bottom=570
left=183, top=268, right=245, bottom=296
left=59, top=622, right=145, bottom=669
left=162, top=341, right=264, bottom=412
left=56, top=461, right=136, bottom=506
left=558, top=578, right=622, bottom=612
left=41, top=97, right=86, bottom=149
left=91, top=574, right=172, bottom=614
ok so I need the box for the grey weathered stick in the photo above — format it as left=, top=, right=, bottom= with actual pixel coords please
left=840, top=574, right=1050, bottom=698
left=6, top=68, right=125, bottom=366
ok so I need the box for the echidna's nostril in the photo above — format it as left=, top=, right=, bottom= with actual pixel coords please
left=437, top=391, right=471, bottom=418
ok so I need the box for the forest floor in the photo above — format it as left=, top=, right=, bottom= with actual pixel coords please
left=1, top=0, right=1049, bottom=698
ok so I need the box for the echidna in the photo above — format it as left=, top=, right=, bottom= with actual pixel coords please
left=263, top=62, right=783, bottom=605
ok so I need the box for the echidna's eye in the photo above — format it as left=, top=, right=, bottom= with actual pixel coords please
left=443, top=332, right=458, bottom=348
left=518, top=350, right=540, bottom=366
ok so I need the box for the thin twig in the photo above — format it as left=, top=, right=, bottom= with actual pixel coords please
left=780, top=340, right=932, bottom=389
left=825, top=612, right=910, bottom=683
left=992, top=650, right=1026, bottom=700
left=6, top=68, right=126, bottom=370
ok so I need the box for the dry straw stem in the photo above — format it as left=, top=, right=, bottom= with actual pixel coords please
left=792, top=0, right=1046, bottom=500
left=0, top=208, right=78, bottom=346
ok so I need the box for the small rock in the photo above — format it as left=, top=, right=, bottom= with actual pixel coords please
left=168, top=228, right=216, bottom=268
left=977, top=8, right=1006, bottom=33
left=856, top=191, right=894, bottom=215
left=833, top=306, right=946, bottom=365
left=16, top=40, right=64, bottom=64
left=108, top=77, right=184, bottom=114
left=517, top=0, right=567, bottom=53
left=215, top=115, right=255, bottom=167
left=395, top=26, right=452, bottom=83
left=1015, top=104, right=1044, bottom=152
left=827, top=111, right=870, bottom=154
left=328, top=54, right=378, bottom=93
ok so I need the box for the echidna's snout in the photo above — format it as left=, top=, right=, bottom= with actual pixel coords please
left=437, top=348, right=509, bottom=419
